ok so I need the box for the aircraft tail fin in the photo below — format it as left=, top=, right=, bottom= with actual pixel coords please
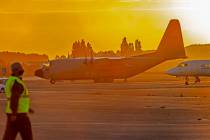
left=156, top=19, right=186, bottom=60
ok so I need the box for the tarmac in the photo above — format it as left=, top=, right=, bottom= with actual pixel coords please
left=1, top=73, right=210, bottom=140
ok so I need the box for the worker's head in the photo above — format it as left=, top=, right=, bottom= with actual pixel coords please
left=11, top=62, right=24, bottom=77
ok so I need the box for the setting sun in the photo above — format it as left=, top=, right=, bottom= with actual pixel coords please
left=171, top=0, right=210, bottom=42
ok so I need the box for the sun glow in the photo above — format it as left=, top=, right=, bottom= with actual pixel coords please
left=172, top=0, right=210, bottom=42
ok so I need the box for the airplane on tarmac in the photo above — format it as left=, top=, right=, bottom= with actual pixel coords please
left=166, top=60, right=210, bottom=85
left=35, top=19, right=186, bottom=84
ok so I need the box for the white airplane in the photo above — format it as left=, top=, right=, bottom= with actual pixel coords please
left=0, top=78, right=7, bottom=93
left=166, top=60, right=210, bottom=85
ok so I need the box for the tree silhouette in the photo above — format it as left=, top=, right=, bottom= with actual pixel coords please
left=70, top=37, right=143, bottom=58
left=135, top=39, right=142, bottom=53
left=121, top=37, right=129, bottom=57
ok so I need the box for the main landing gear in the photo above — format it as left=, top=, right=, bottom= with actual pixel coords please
left=195, top=76, right=201, bottom=83
left=185, top=76, right=201, bottom=85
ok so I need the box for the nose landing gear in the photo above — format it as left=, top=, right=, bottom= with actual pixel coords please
left=50, top=79, right=56, bottom=84
left=185, top=76, right=189, bottom=85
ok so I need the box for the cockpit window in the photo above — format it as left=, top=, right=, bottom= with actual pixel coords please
left=42, top=62, right=50, bottom=71
left=178, top=63, right=188, bottom=67
left=43, top=62, right=50, bottom=67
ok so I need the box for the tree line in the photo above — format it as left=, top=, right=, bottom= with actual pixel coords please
left=55, top=37, right=143, bottom=59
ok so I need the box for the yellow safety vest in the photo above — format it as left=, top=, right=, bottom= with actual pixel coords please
left=5, top=76, right=30, bottom=114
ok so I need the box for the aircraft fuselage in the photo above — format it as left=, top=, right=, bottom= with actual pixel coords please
left=37, top=54, right=165, bottom=81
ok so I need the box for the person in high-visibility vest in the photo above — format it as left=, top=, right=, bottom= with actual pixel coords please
left=2, top=62, right=34, bottom=140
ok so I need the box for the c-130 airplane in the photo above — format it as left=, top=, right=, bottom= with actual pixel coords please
left=35, top=19, right=186, bottom=84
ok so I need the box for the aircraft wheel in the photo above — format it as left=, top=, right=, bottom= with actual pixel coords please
left=50, top=79, right=56, bottom=84
left=195, top=76, right=201, bottom=83
left=185, top=81, right=189, bottom=85
left=0, top=88, right=4, bottom=93
left=185, top=76, right=189, bottom=85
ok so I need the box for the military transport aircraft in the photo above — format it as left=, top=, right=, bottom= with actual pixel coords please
left=35, top=19, right=186, bottom=84
left=167, top=60, right=210, bottom=85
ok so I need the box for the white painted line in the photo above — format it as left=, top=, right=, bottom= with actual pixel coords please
left=31, top=122, right=210, bottom=127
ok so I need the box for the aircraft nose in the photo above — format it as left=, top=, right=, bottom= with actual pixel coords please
left=34, top=69, right=44, bottom=78
left=166, top=68, right=177, bottom=76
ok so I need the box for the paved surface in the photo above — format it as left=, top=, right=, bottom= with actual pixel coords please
left=1, top=74, right=210, bottom=140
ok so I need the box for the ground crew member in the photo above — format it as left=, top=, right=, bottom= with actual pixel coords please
left=2, top=62, right=34, bottom=140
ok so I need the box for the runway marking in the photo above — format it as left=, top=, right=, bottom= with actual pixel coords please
left=31, top=122, right=210, bottom=127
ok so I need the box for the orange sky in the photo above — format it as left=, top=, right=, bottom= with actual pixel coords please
left=0, top=0, right=210, bottom=58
